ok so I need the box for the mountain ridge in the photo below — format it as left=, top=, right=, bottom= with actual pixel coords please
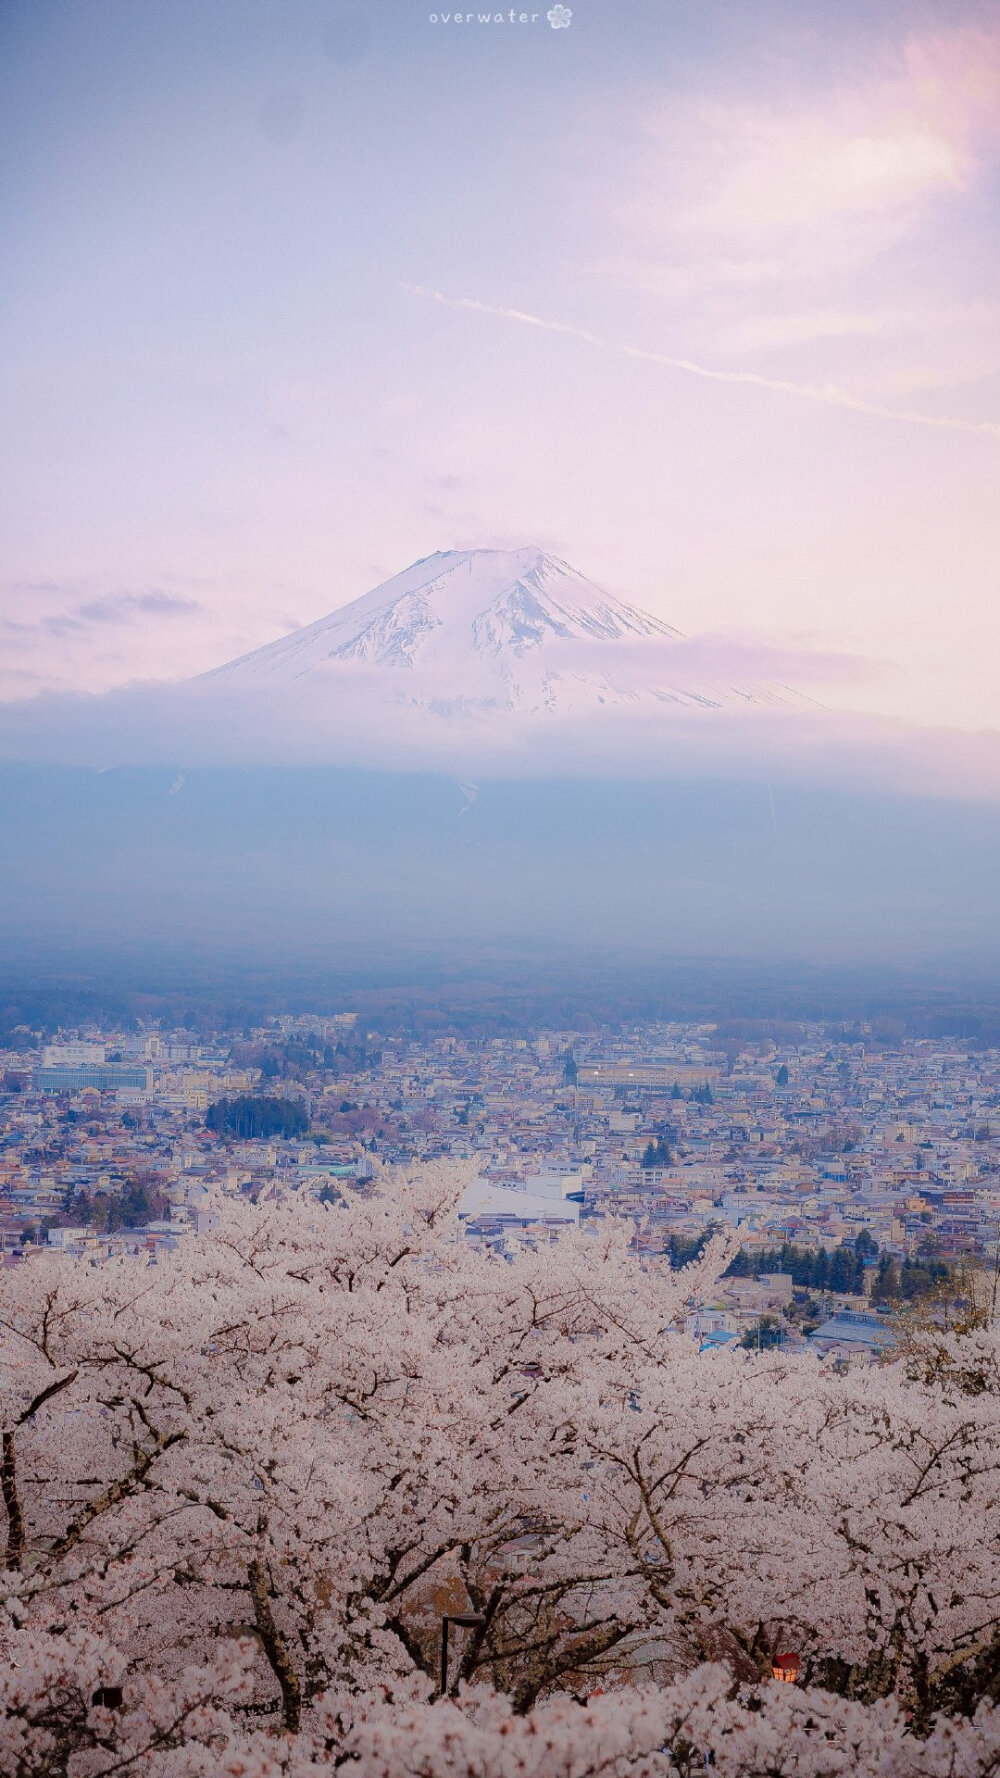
left=200, top=547, right=801, bottom=716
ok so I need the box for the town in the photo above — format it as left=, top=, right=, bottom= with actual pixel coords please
left=3, top=1013, right=997, bottom=1361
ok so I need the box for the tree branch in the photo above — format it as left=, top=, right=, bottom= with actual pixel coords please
left=47, top=1427, right=188, bottom=1560
left=1, top=1429, right=24, bottom=1570
left=248, top=1555, right=302, bottom=1734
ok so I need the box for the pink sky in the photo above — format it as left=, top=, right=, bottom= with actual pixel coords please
left=1, top=0, right=998, bottom=749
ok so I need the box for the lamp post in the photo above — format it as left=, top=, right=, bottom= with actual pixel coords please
left=439, top=1613, right=487, bottom=1697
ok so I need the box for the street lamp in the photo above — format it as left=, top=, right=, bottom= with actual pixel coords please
left=440, top=1613, right=487, bottom=1697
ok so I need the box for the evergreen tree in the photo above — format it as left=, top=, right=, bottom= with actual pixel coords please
left=640, top=1136, right=673, bottom=1168
left=828, top=1247, right=856, bottom=1293
left=206, top=1095, right=309, bottom=1139
left=876, top=1255, right=901, bottom=1300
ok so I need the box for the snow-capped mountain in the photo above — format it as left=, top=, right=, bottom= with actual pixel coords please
left=203, top=547, right=799, bottom=716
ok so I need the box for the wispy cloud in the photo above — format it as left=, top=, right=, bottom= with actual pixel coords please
left=405, top=285, right=1000, bottom=437
left=585, top=20, right=1000, bottom=407
left=1, top=588, right=202, bottom=640
left=0, top=585, right=211, bottom=700
left=75, top=590, right=202, bottom=624
left=622, top=22, right=1000, bottom=269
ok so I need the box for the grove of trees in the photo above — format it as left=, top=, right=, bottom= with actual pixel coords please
left=2, top=1162, right=1000, bottom=1775
left=71, top=1173, right=171, bottom=1234
left=205, top=1094, right=309, bottom=1140
left=727, top=1238, right=871, bottom=1296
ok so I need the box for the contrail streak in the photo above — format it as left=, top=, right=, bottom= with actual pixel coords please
left=404, top=284, right=1000, bottom=439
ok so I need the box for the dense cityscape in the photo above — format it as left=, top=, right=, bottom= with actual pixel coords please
left=5, top=1013, right=997, bottom=1362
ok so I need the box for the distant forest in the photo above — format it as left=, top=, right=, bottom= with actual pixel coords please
left=7, top=956, right=1000, bottom=1045
left=206, top=1095, right=308, bottom=1139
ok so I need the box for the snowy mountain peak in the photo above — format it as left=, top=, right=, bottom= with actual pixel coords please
left=207, top=548, right=679, bottom=686
left=203, top=547, right=801, bottom=717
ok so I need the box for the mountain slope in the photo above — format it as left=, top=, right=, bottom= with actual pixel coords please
left=203, top=547, right=801, bottom=716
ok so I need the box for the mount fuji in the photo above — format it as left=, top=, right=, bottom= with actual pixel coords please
left=203, top=547, right=802, bottom=718
left=5, top=551, right=997, bottom=968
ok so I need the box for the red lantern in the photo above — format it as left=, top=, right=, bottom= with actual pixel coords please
left=771, top=1652, right=800, bottom=1683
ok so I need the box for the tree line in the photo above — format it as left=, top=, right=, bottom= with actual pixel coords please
left=205, top=1093, right=309, bottom=1139
left=727, top=1235, right=873, bottom=1296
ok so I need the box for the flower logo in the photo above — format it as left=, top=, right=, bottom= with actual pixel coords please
left=547, top=4, right=572, bottom=26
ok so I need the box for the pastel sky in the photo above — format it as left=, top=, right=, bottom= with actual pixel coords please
left=1, top=0, right=998, bottom=732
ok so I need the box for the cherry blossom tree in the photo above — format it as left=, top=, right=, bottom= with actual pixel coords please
left=2, top=1161, right=1000, bottom=1774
